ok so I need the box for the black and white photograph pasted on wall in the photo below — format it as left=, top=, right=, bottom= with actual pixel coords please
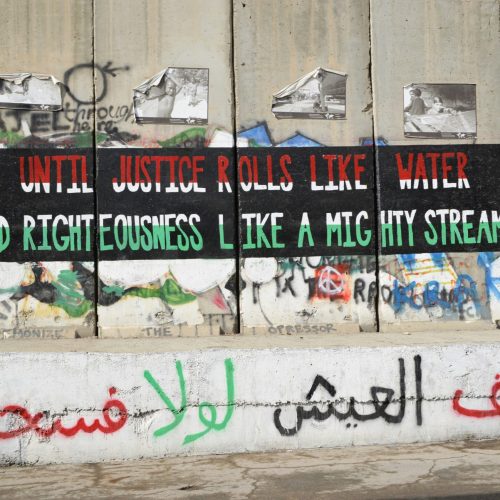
left=403, top=83, right=477, bottom=138
left=0, top=73, right=63, bottom=111
left=272, top=67, right=347, bottom=120
left=133, top=67, right=209, bottom=125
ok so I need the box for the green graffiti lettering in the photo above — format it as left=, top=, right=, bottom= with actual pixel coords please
left=0, top=223, right=10, bottom=253
left=407, top=224, right=414, bottom=247
left=477, top=220, right=494, bottom=244
left=23, top=221, right=36, bottom=251
left=255, top=224, right=271, bottom=248
left=99, top=225, right=114, bottom=251
left=355, top=224, right=372, bottom=247
left=326, top=224, right=342, bottom=247
left=144, top=360, right=187, bottom=437
left=342, top=224, right=356, bottom=248
left=189, top=224, right=204, bottom=251
left=381, top=222, right=394, bottom=247
left=144, top=358, right=235, bottom=445
left=424, top=220, right=438, bottom=246
left=183, top=359, right=235, bottom=444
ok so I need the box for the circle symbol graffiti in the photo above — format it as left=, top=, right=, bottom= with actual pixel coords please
left=63, top=61, right=130, bottom=105
left=64, top=63, right=101, bottom=105
left=317, top=266, right=344, bottom=296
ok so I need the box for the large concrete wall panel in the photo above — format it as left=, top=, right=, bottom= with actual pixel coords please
left=0, top=0, right=95, bottom=139
left=0, top=0, right=95, bottom=340
left=95, top=0, right=238, bottom=338
left=371, top=0, right=500, bottom=331
left=234, top=0, right=377, bottom=334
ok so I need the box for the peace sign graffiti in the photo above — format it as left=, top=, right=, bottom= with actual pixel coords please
left=317, top=266, right=344, bottom=296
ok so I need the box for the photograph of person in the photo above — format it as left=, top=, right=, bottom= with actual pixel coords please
left=0, top=73, right=63, bottom=111
left=403, top=83, right=476, bottom=138
left=272, top=67, right=347, bottom=119
left=134, top=67, right=209, bottom=125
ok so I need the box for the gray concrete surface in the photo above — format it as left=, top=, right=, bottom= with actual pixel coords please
left=0, top=0, right=93, bottom=100
left=0, top=329, right=499, bottom=352
left=1, top=439, right=500, bottom=499
left=371, top=0, right=500, bottom=145
left=95, top=0, right=234, bottom=140
left=234, top=0, right=373, bottom=146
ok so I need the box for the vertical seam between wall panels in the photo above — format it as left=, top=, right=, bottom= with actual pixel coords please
left=368, top=0, right=380, bottom=332
left=229, top=0, right=241, bottom=334
left=91, top=0, right=99, bottom=337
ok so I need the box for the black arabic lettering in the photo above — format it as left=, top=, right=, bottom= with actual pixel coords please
left=274, top=355, right=422, bottom=436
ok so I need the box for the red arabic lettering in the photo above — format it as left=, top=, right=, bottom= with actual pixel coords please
left=0, top=406, right=38, bottom=439
left=453, top=374, right=500, bottom=418
left=0, top=387, right=127, bottom=439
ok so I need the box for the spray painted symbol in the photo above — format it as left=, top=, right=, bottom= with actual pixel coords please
left=63, top=61, right=130, bottom=105
left=317, top=266, right=344, bottom=296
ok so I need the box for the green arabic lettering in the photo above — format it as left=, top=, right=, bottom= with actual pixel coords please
left=183, top=358, right=235, bottom=444
left=144, top=358, right=235, bottom=444
left=143, top=360, right=187, bottom=437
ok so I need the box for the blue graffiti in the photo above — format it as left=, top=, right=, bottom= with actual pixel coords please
left=392, top=274, right=480, bottom=314
left=397, top=253, right=447, bottom=273
left=423, top=280, right=450, bottom=309
left=393, top=280, right=422, bottom=311
left=453, top=274, right=480, bottom=309
left=478, top=252, right=500, bottom=301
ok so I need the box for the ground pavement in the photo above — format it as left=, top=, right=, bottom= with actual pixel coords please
left=1, top=439, right=500, bottom=499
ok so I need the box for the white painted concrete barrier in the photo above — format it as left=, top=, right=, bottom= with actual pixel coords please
left=1, top=334, right=500, bottom=465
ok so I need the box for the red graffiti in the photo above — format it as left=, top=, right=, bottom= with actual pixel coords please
left=312, top=264, right=351, bottom=301
left=0, top=387, right=127, bottom=439
left=453, top=374, right=500, bottom=418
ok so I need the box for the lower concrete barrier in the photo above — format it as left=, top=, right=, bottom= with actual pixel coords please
left=1, top=331, right=499, bottom=465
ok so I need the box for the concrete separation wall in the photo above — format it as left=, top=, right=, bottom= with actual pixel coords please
left=372, top=0, right=500, bottom=332
left=2, top=333, right=500, bottom=465
left=0, top=0, right=95, bottom=340
left=0, top=0, right=498, bottom=337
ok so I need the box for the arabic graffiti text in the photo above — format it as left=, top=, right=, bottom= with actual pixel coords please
left=453, top=374, right=500, bottom=418
left=274, top=355, right=423, bottom=436
left=144, top=357, right=235, bottom=444
left=0, top=387, right=127, bottom=440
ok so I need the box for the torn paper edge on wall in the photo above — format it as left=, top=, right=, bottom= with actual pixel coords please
left=272, top=67, right=347, bottom=120
left=133, top=67, right=209, bottom=125
left=0, top=73, right=64, bottom=111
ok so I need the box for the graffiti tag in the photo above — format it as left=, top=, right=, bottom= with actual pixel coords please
left=453, top=374, right=500, bottom=418
left=144, top=358, right=235, bottom=444
left=0, top=387, right=127, bottom=439
left=274, top=355, right=423, bottom=436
